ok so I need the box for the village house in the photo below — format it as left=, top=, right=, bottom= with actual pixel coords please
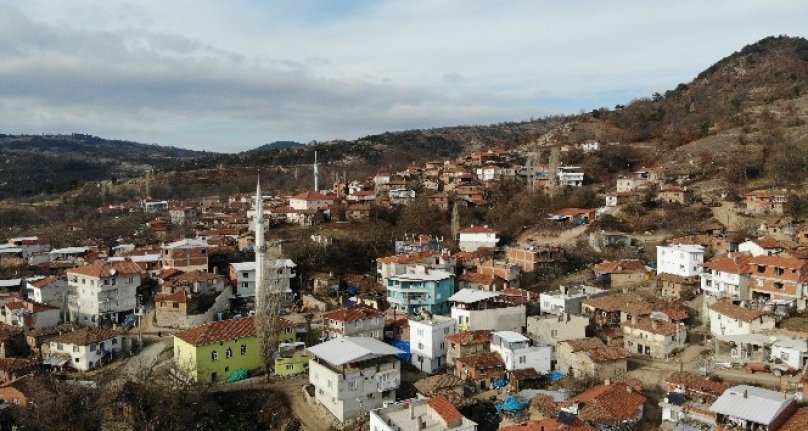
left=739, top=237, right=789, bottom=257
left=580, top=292, right=656, bottom=343
left=560, top=381, right=646, bottom=431
left=24, top=277, right=68, bottom=311
left=308, top=336, right=402, bottom=423
left=412, top=374, right=466, bottom=398
left=161, top=270, right=227, bottom=295
left=161, top=238, right=209, bottom=272
left=173, top=316, right=295, bottom=383
left=288, top=190, right=335, bottom=211
left=556, top=338, right=630, bottom=379
left=527, top=313, right=590, bottom=348
left=0, top=358, right=38, bottom=384
left=605, top=191, right=644, bottom=207
left=449, top=289, right=526, bottom=333
left=744, top=189, right=789, bottom=215
left=409, top=314, right=456, bottom=373
left=622, top=317, right=687, bottom=359
left=66, top=261, right=142, bottom=327
left=1, top=298, right=60, bottom=330
left=557, top=166, right=584, bottom=187
left=323, top=306, right=385, bottom=340
left=453, top=351, right=506, bottom=390
left=505, top=243, right=567, bottom=272
left=456, top=272, right=507, bottom=291
left=376, top=250, right=455, bottom=284
left=490, top=331, right=551, bottom=373
left=0, top=374, right=49, bottom=407
left=445, top=330, right=491, bottom=369
left=747, top=255, right=808, bottom=309
left=701, top=254, right=753, bottom=300
left=657, top=244, right=705, bottom=278
left=228, top=259, right=296, bottom=298
left=592, top=259, right=647, bottom=287
left=169, top=207, right=198, bottom=225
left=548, top=208, right=597, bottom=224
left=660, top=372, right=728, bottom=426
left=709, top=385, right=797, bottom=431
left=385, top=268, right=455, bottom=315
left=46, top=327, right=123, bottom=371
left=369, top=395, right=477, bottom=431
left=476, top=259, right=521, bottom=287
left=540, top=285, right=608, bottom=315
left=707, top=299, right=776, bottom=337
left=656, top=273, right=700, bottom=300
left=458, top=225, right=499, bottom=252
left=657, top=186, right=693, bottom=205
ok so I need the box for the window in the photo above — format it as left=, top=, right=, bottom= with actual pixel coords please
left=327, top=380, right=332, bottom=389
left=240, top=344, right=247, bottom=355
left=774, top=282, right=784, bottom=290
left=56, top=343, right=63, bottom=350
left=112, top=338, right=118, bottom=345
left=241, top=282, right=248, bottom=288
left=775, top=267, right=785, bottom=276
left=226, top=348, right=233, bottom=358
left=173, top=303, right=179, bottom=309
left=73, top=346, right=79, bottom=353
left=286, top=364, right=294, bottom=370
left=74, top=358, right=79, bottom=363
left=211, top=351, right=219, bottom=361
left=416, top=329, right=424, bottom=336
left=350, top=380, right=358, bottom=390
left=518, top=356, right=526, bottom=364
left=243, top=272, right=249, bottom=278
left=551, top=329, right=559, bottom=338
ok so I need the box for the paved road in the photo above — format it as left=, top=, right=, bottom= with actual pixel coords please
left=118, top=340, right=169, bottom=381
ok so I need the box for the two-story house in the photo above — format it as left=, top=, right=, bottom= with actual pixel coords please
left=622, top=317, right=687, bottom=359
left=161, top=238, right=208, bottom=272
left=710, top=385, right=797, bottom=430
left=369, top=395, right=477, bottom=431
left=707, top=299, right=776, bottom=337
left=1, top=298, right=61, bottom=331
left=409, top=314, right=457, bottom=373
left=489, top=331, right=551, bottom=374
left=556, top=338, right=630, bottom=380
left=701, top=254, right=753, bottom=300
left=66, top=261, right=142, bottom=327
left=449, top=289, right=526, bottom=333
left=539, top=285, right=608, bottom=315
left=445, top=330, right=491, bottom=369
left=308, top=337, right=402, bottom=424
left=323, top=306, right=385, bottom=340
left=458, top=226, right=499, bottom=252
left=47, top=327, right=123, bottom=371
left=657, top=244, right=705, bottom=278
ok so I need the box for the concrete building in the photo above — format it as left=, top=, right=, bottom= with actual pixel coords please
left=409, top=314, right=457, bottom=373
left=308, top=337, right=403, bottom=424
left=490, top=331, right=551, bottom=373
left=527, top=313, right=590, bottom=347
left=701, top=254, right=752, bottom=300
left=25, top=277, right=68, bottom=311
left=539, top=285, right=608, bottom=315
left=557, top=166, right=584, bottom=187
left=657, top=244, right=705, bottom=278
left=67, top=261, right=142, bottom=327
left=747, top=255, right=808, bottom=310
left=161, top=238, right=209, bottom=272
left=449, top=289, right=526, bottom=333
left=707, top=299, right=776, bottom=337
left=556, top=337, right=630, bottom=379
left=710, top=385, right=797, bottom=431
left=445, top=330, right=491, bottom=369
left=369, top=395, right=477, bottom=431
left=622, top=317, right=687, bottom=359
left=228, top=260, right=296, bottom=298
left=386, top=268, right=455, bottom=315
left=322, top=306, right=385, bottom=340
left=46, top=327, right=123, bottom=371
left=458, top=225, right=499, bottom=252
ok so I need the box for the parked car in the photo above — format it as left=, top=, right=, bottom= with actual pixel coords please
left=744, top=362, right=769, bottom=374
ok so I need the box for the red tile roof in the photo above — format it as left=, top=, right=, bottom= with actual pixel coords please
left=155, top=290, right=188, bottom=303
left=779, top=407, right=808, bottom=431
left=457, top=272, right=501, bottom=284
left=500, top=419, right=597, bottom=431
left=174, top=316, right=295, bottom=347
left=704, top=254, right=753, bottom=274
left=459, top=225, right=497, bottom=234
left=51, top=327, right=120, bottom=346
left=455, top=351, right=504, bottom=369
left=623, top=318, right=681, bottom=336
left=68, top=261, right=143, bottom=278
left=427, top=394, right=464, bottom=427
left=323, top=306, right=383, bottom=323
left=708, top=298, right=764, bottom=322
left=290, top=190, right=334, bottom=201
left=593, top=259, right=646, bottom=274
left=582, top=292, right=653, bottom=314
left=28, top=277, right=59, bottom=289
left=564, top=382, right=646, bottom=424
left=664, top=372, right=728, bottom=398
left=445, top=330, right=491, bottom=346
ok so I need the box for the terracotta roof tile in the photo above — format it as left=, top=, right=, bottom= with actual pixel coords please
left=68, top=261, right=143, bottom=278
left=174, top=316, right=294, bottom=346
left=562, top=337, right=606, bottom=352
left=779, top=407, right=808, bottom=431
left=413, top=374, right=465, bottom=397
left=664, top=372, right=728, bottom=398
left=582, top=292, right=653, bottom=314
left=291, top=190, right=334, bottom=201
left=28, top=277, right=59, bottom=289
left=427, top=394, right=464, bottom=427
left=155, top=290, right=188, bottom=303
left=708, top=298, right=764, bottom=322
left=500, top=419, right=597, bottom=431
left=704, top=254, right=754, bottom=274
left=50, top=327, right=120, bottom=346
left=564, top=382, right=646, bottom=424
left=593, top=259, right=646, bottom=274
left=588, top=346, right=632, bottom=362
left=459, top=225, right=497, bottom=234
left=623, top=318, right=681, bottom=336
left=322, top=306, right=383, bottom=323
left=445, top=330, right=491, bottom=346
left=455, top=351, right=504, bottom=369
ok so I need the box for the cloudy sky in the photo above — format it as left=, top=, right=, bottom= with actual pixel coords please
left=1, top=1, right=807, bottom=152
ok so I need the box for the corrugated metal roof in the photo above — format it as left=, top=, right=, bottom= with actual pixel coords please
left=709, top=385, right=795, bottom=425
left=448, top=288, right=500, bottom=303
left=307, top=337, right=402, bottom=366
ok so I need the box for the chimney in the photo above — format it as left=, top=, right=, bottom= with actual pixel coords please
left=743, top=389, right=748, bottom=399
left=626, top=385, right=633, bottom=393
left=604, top=379, right=611, bottom=386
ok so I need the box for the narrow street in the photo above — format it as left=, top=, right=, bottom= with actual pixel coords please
left=117, top=338, right=170, bottom=382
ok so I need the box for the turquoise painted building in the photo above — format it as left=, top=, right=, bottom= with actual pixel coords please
left=386, top=269, right=455, bottom=315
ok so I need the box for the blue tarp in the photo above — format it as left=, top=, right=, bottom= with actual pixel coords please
left=496, top=395, right=527, bottom=414
left=546, top=371, right=565, bottom=381
left=492, top=376, right=508, bottom=389
left=390, top=339, right=411, bottom=362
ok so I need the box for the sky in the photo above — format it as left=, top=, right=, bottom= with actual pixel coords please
left=0, top=1, right=807, bottom=152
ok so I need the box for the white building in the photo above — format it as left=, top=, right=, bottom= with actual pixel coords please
left=738, top=238, right=785, bottom=257
left=288, top=190, right=334, bottom=211
left=527, top=313, right=590, bottom=346
left=369, top=396, right=477, bottom=431
left=308, top=337, right=403, bottom=424
left=449, top=289, right=526, bottom=333
left=229, top=260, right=296, bottom=298
left=490, top=331, right=551, bottom=373
left=66, top=261, right=142, bottom=327
left=539, top=285, right=608, bottom=315
left=476, top=166, right=500, bottom=182
left=656, top=244, right=705, bottom=277
left=25, top=277, right=68, bottom=310
left=458, top=226, right=499, bottom=252
left=409, top=315, right=457, bottom=373
left=707, top=299, right=776, bottom=337
left=701, top=255, right=752, bottom=300
left=709, top=385, right=797, bottom=431
left=47, top=327, right=124, bottom=371
left=557, top=166, right=584, bottom=187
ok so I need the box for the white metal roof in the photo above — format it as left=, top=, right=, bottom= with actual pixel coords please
left=658, top=244, right=705, bottom=254
left=709, top=385, right=795, bottom=425
left=49, top=246, right=89, bottom=255
left=230, top=262, right=256, bottom=271
left=389, top=269, right=453, bottom=282
left=0, top=279, right=22, bottom=288
left=0, top=247, right=22, bottom=254
left=493, top=331, right=529, bottom=343
left=448, top=288, right=500, bottom=303
left=307, top=337, right=402, bottom=366
left=108, top=254, right=160, bottom=263
left=164, top=238, right=208, bottom=249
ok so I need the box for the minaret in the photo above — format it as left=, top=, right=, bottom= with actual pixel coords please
left=254, top=174, right=265, bottom=312
left=313, top=151, right=319, bottom=191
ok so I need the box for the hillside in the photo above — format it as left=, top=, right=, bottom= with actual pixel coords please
left=0, top=134, right=213, bottom=199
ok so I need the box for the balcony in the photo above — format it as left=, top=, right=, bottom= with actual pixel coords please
left=375, top=368, right=400, bottom=392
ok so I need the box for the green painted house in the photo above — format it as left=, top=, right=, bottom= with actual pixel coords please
left=173, top=316, right=298, bottom=383
left=274, top=342, right=313, bottom=377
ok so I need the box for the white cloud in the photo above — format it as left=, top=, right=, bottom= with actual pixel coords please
left=1, top=1, right=807, bottom=151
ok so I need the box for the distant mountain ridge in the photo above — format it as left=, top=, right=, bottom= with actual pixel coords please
left=249, top=141, right=305, bottom=152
